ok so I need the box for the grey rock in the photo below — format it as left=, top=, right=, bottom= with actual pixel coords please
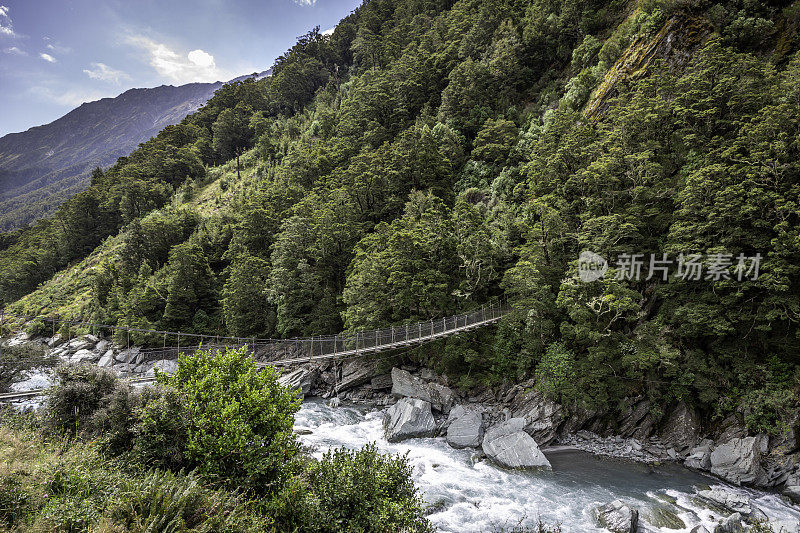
left=784, top=485, right=800, bottom=505
left=66, top=339, right=92, bottom=353
left=419, top=368, right=437, bottom=381
left=279, top=368, right=319, bottom=396
left=337, top=359, right=382, bottom=392
left=71, top=348, right=99, bottom=363
left=115, top=347, right=140, bottom=364
left=446, top=405, right=484, bottom=449
left=145, top=359, right=179, bottom=378
left=594, top=500, right=638, bottom=533
left=391, top=368, right=431, bottom=400
left=47, top=334, right=63, bottom=347
left=697, top=489, right=753, bottom=516
left=690, top=527, right=711, bottom=533
left=510, top=389, right=563, bottom=446
left=95, top=340, right=109, bottom=354
left=685, top=439, right=714, bottom=471
left=710, top=436, right=767, bottom=485
left=97, top=350, right=115, bottom=368
left=713, top=512, right=743, bottom=533
left=660, top=402, right=701, bottom=452
left=83, top=334, right=100, bottom=344
left=370, top=374, right=393, bottom=390
left=383, top=398, right=436, bottom=442
left=390, top=367, right=453, bottom=413
left=482, top=418, right=551, bottom=470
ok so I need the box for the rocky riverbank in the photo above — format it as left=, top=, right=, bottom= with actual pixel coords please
left=4, top=330, right=800, bottom=530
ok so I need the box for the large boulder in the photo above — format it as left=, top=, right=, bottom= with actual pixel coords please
left=710, top=436, right=767, bottom=485
left=279, top=367, right=320, bottom=396
left=660, top=402, right=701, bottom=452
left=390, top=367, right=454, bottom=413
left=383, top=398, right=437, bottom=443
left=482, top=418, right=551, bottom=470
left=510, top=389, right=563, bottom=446
left=696, top=488, right=767, bottom=521
left=97, top=350, right=115, bottom=368
left=594, top=500, right=638, bottom=533
left=71, top=349, right=100, bottom=363
left=446, top=405, right=484, bottom=449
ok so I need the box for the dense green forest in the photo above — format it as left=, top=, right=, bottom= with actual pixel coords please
left=2, top=0, right=800, bottom=433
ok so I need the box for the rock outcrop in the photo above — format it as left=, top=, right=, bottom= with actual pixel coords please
left=278, top=367, right=319, bottom=396
left=709, top=436, right=767, bottom=486
left=383, top=398, right=437, bottom=442
left=481, top=418, right=551, bottom=470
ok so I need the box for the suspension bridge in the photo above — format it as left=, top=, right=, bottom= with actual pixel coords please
left=0, top=300, right=511, bottom=402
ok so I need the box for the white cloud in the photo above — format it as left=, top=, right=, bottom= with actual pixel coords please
left=45, top=42, right=72, bottom=55
left=125, top=35, right=227, bottom=84
left=322, top=27, right=335, bottom=36
left=293, top=0, right=317, bottom=5
left=30, top=86, right=106, bottom=107
left=83, top=62, right=130, bottom=84
left=3, top=45, right=25, bottom=55
left=39, top=52, right=56, bottom=63
left=0, top=5, right=16, bottom=37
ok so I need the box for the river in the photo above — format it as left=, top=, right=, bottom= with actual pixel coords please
left=295, top=399, right=800, bottom=533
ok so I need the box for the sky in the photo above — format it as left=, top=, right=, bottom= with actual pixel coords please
left=0, top=0, right=361, bottom=136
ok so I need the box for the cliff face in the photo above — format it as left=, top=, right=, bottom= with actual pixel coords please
left=585, top=15, right=713, bottom=119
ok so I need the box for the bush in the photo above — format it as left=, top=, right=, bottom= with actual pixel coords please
left=274, top=444, right=433, bottom=532
left=535, top=342, right=579, bottom=404
left=130, top=385, right=188, bottom=471
left=161, top=345, right=302, bottom=493
left=42, top=364, right=120, bottom=436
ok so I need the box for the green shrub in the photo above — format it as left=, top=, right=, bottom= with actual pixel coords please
left=42, top=364, right=120, bottom=436
left=161, top=345, right=301, bottom=493
left=131, top=385, right=188, bottom=471
left=276, top=444, right=433, bottom=533
left=87, top=381, right=141, bottom=455
left=535, top=342, right=579, bottom=404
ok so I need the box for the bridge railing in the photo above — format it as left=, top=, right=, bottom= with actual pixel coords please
left=274, top=299, right=510, bottom=362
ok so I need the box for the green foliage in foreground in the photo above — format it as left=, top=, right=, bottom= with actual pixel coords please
left=7, top=350, right=433, bottom=531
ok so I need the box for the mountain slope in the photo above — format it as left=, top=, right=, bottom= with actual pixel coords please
left=0, top=73, right=268, bottom=231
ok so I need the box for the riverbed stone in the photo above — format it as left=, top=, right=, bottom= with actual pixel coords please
left=709, top=436, right=767, bottom=485
left=279, top=367, right=319, bottom=396
left=446, top=405, right=484, bottom=448
left=713, top=512, right=743, bottom=533
left=482, top=418, right=551, bottom=470
left=784, top=485, right=800, bottom=505
left=595, top=500, right=638, bottom=533
left=383, top=398, right=436, bottom=442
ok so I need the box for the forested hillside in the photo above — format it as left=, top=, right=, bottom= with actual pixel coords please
left=2, top=0, right=799, bottom=434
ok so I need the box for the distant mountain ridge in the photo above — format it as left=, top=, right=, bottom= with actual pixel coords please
left=0, top=71, right=269, bottom=231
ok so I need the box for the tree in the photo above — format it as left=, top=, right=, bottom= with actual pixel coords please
left=212, top=104, right=254, bottom=179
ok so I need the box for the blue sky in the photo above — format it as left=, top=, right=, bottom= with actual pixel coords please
left=0, top=0, right=361, bottom=136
